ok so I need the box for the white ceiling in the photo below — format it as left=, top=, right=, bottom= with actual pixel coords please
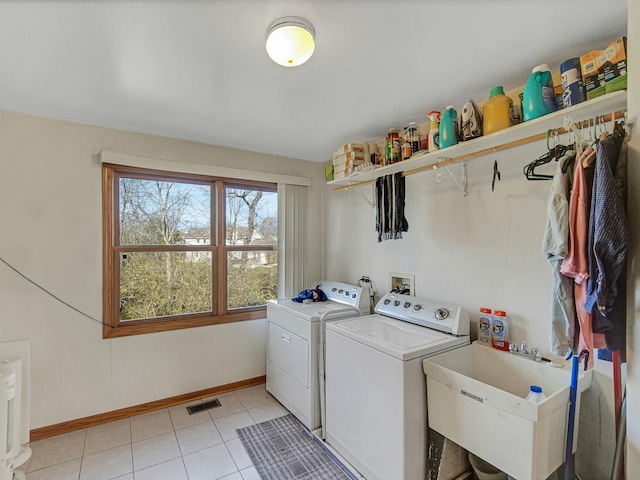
left=0, top=0, right=628, bottom=163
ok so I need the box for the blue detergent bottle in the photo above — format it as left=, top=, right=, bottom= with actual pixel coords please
left=439, top=105, right=459, bottom=149
left=523, top=64, right=557, bottom=121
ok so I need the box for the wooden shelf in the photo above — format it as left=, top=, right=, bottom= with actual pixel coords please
left=328, top=91, right=627, bottom=190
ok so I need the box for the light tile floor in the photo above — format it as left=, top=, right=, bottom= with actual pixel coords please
left=21, top=384, right=290, bottom=480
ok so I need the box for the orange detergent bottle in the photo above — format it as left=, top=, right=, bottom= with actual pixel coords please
left=482, top=86, right=514, bottom=135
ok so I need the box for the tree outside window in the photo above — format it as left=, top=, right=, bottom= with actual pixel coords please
left=103, top=164, right=277, bottom=338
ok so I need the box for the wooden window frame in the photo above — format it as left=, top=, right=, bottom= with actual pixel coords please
left=102, top=164, right=277, bottom=338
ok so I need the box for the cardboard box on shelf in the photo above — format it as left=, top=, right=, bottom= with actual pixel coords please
left=333, top=150, right=366, bottom=164
left=333, top=143, right=368, bottom=158
left=580, top=37, right=627, bottom=100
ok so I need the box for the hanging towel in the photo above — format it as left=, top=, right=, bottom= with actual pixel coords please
left=375, top=172, right=409, bottom=242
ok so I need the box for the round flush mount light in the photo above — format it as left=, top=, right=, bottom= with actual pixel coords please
left=266, top=17, right=315, bottom=67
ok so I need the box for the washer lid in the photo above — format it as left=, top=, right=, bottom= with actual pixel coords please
left=268, top=298, right=363, bottom=322
left=327, top=315, right=470, bottom=360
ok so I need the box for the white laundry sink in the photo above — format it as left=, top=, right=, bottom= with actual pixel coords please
left=422, top=342, right=592, bottom=480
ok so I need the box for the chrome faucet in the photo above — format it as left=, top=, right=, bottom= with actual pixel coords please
left=509, top=341, right=543, bottom=362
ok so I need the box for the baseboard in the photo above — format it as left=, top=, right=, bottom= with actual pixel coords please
left=30, top=375, right=266, bottom=442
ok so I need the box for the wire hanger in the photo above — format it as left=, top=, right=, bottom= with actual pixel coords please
left=523, top=129, right=567, bottom=180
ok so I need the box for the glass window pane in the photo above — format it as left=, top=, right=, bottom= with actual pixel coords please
left=119, top=177, right=211, bottom=245
left=225, top=188, right=277, bottom=246
left=227, top=251, right=277, bottom=309
left=119, top=251, right=212, bottom=321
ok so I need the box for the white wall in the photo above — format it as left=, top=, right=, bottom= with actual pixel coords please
left=626, top=0, right=639, bottom=476
left=323, top=138, right=620, bottom=477
left=0, top=109, right=325, bottom=429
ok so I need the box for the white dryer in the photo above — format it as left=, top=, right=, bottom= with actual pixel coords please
left=266, top=281, right=370, bottom=432
left=324, top=292, right=470, bottom=480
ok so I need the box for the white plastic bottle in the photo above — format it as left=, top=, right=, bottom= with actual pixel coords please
left=526, top=385, right=546, bottom=403
left=478, top=308, right=492, bottom=346
left=427, top=111, right=440, bottom=152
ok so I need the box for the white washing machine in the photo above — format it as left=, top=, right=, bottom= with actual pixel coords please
left=266, top=281, right=370, bottom=432
left=324, top=292, right=470, bottom=480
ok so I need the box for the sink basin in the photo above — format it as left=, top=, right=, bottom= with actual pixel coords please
left=422, top=342, right=592, bottom=480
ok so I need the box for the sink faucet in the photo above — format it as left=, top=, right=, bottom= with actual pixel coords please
left=509, top=341, right=543, bottom=362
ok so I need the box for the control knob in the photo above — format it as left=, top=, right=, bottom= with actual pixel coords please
left=403, top=301, right=411, bottom=308
left=434, top=308, right=449, bottom=320
left=393, top=300, right=400, bottom=306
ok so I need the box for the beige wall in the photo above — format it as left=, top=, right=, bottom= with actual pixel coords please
left=322, top=132, right=624, bottom=477
left=0, top=109, right=324, bottom=429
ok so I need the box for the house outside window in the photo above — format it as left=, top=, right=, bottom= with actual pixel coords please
left=102, top=164, right=277, bottom=338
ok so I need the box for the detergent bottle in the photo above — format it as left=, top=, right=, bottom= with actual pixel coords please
left=523, top=64, right=557, bottom=121
left=439, top=105, right=459, bottom=149
left=482, top=86, right=514, bottom=135
left=478, top=308, right=493, bottom=347
left=427, top=111, right=440, bottom=152
left=491, top=310, right=511, bottom=351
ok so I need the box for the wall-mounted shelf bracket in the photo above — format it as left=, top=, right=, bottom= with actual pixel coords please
left=353, top=184, right=374, bottom=208
left=433, top=160, right=467, bottom=196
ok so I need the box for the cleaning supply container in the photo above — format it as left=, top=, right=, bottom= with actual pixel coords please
left=522, top=64, right=557, bottom=121
left=427, top=111, right=440, bottom=152
left=560, top=57, right=586, bottom=108
left=439, top=105, right=459, bottom=149
left=491, top=310, right=510, bottom=351
left=482, top=86, right=514, bottom=135
left=526, top=385, right=547, bottom=403
left=478, top=308, right=492, bottom=346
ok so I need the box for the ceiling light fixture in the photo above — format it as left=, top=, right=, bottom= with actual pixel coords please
left=266, top=17, right=315, bottom=67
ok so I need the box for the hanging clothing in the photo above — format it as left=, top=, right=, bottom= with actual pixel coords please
left=542, top=152, right=577, bottom=357
left=585, top=135, right=628, bottom=351
left=561, top=147, right=605, bottom=368
left=375, top=173, right=409, bottom=242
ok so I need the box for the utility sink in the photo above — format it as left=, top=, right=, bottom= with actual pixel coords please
left=422, top=342, right=592, bottom=480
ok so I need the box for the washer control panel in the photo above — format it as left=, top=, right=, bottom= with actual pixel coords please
left=376, top=293, right=469, bottom=336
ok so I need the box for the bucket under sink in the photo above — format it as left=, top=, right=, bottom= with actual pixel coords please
left=422, top=342, right=592, bottom=480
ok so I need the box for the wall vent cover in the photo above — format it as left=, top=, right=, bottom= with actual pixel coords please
left=187, top=398, right=221, bottom=415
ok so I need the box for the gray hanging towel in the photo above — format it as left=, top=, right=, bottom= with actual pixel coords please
left=375, top=172, right=409, bottom=242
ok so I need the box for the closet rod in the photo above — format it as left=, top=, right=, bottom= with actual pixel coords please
left=334, top=108, right=626, bottom=192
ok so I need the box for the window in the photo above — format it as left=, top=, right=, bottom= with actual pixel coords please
left=103, top=164, right=278, bottom=338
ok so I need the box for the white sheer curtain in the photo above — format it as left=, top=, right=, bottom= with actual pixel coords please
left=277, top=183, right=308, bottom=298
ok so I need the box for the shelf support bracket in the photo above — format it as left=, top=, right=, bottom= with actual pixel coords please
left=433, top=160, right=467, bottom=196
left=354, top=185, right=374, bottom=208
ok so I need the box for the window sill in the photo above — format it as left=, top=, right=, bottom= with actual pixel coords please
left=102, top=308, right=267, bottom=339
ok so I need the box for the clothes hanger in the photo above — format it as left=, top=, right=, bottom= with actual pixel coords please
left=523, top=129, right=570, bottom=180
left=582, top=115, right=608, bottom=168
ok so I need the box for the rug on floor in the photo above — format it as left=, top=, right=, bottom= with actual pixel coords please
left=236, top=414, right=351, bottom=480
